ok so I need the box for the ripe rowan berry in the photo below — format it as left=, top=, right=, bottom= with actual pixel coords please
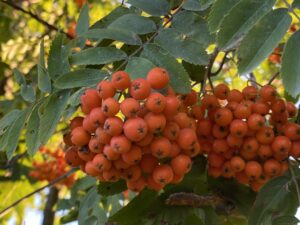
left=151, top=137, right=172, bottom=158
left=103, top=145, right=120, bottom=161
left=197, top=119, right=213, bottom=137
left=214, top=108, right=233, bottom=126
left=71, top=127, right=90, bottom=146
left=152, top=164, right=174, bottom=185
left=284, top=123, right=300, bottom=141
left=256, top=126, right=274, bottom=144
left=163, top=121, right=180, bottom=141
left=140, top=154, right=158, bottom=174
left=102, top=97, right=120, bottom=117
left=208, top=152, right=225, bottom=168
left=245, top=161, right=262, bottom=180
left=146, top=92, right=166, bottom=113
left=93, top=153, right=112, bottom=172
left=271, top=136, right=292, bottom=154
left=89, top=107, right=107, bottom=128
left=286, top=102, right=297, bottom=117
left=290, top=141, right=300, bottom=158
left=201, top=94, right=219, bottom=109
left=214, top=83, right=230, bottom=100
left=242, top=86, right=257, bottom=100
left=103, top=116, right=123, bottom=136
left=103, top=167, right=121, bottom=182
left=230, top=156, right=245, bottom=172
left=144, top=112, right=166, bottom=134
left=111, top=71, right=131, bottom=91
left=65, top=146, right=84, bottom=166
left=227, top=89, right=244, bottom=103
left=127, top=177, right=146, bottom=192
left=122, top=145, right=142, bottom=165
left=212, top=138, right=229, bottom=153
left=263, top=159, right=281, bottom=177
left=123, top=117, right=148, bottom=142
left=123, top=165, right=142, bottom=182
left=257, top=144, right=272, bottom=160
left=77, top=146, right=95, bottom=161
left=212, top=124, right=229, bottom=139
left=70, top=117, right=84, bottom=130
left=85, top=161, right=100, bottom=177
left=97, top=80, right=115, bottom=99
left=247, top=113, right=265, bottom=130
left=177, top=128, right=198, bottom=150
left=80, top=89, right=102, bottom=114
left=259, top=85, right=277, bottom=102
left=95, top=127, right=112, bottom=145
left=163, top=95, right=181, bottom=118
left=183, top=90, right=198, bottom=106
left=120, top=98, right=140, bottom=118
left=110, top=135, right=132, bottom=154
left=147, top=67, right=170, bottom=89
left=234, top=103, right=252, bottom=119
left=88, top=136, right=103, bottom=153
left=130, top=78, right=151, bottom=100
left=230, top=120, right=248, bottom=137
left=171, top=154, right=192, bottom=175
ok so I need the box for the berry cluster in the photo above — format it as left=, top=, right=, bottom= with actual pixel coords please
left=64, top=68, right=200, bottom=192
left=203, top=84, right=299, bottom=191
left=29, top=147, right=76, bottom=188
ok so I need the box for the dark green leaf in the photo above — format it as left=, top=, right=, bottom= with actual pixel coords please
left=109, top=189, right=158, bottom=225
left=172, top=11, right=213, bottom=46
left=125, top=57, right=156, bottom=79
left=54, top=69, right=109, bottom=89
left=90, top=6, right=135, bottom=29
left=141, top=44, right=191, bottom=93
left=69, top=47, right=127, bottom=66
left=20, top=84, right=35, bottom=102
left=155, top=28, right=208, bottom=65
left=292, top=0, right=300, bottom=9
left=237, top=9, right=291, bottom=74
left=26, top=102, right=43, bottom=156
left=38, top=39, right=51, bottom=93
left=127, top=0, right=170, bottom=16
left=98, top=180, right=127, bottom=196
left=183, top=0, right=213, bottom=11
left=0, top=109, right=20, bottom=135
left=48, top=33, right=71, bottom=80
left=272, top=216, right=300, bottom=225
left=38, top=90, right=70, bottom=145
left=182, top=61, right=206, bottom=82
left=109, top=14, right=156, bottom=34
left=69, top=88, right=86, bottom=107
left=76, top=4, right=89, bottom=36
left=85, top=28, right=142, bottom=45
left=4, top=109, right=29, bottom=159
left=13, top=69, right=25, bottom=85
left=281, top=30, right=300, bottom=97
left=217, top=0, right=276, bottom=50
left=208, top=0, right=241, bottom=32
left=249, top=176, right=297, bottom=225
left=0, top=15, right=12, bottom=43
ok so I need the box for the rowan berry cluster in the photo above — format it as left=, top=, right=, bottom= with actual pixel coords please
left=64, top=68, right=199, bottom=192
left=203, top=83, right=299, bottom=191
left=29, top=147, right=76, bottom=188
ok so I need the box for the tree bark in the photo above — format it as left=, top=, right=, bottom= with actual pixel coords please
left=42, top=186, right=59, bottom=225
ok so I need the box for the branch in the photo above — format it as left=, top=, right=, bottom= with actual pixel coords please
left=282, top=0, right=300, bottom=22
left=0, top=0, right=73, bottom=39
left=203, top=48, right=219, bottom=91
left=0, top=168, right=78, bottom=217
left=211, top=52, right=229, bottom=76
left=267, top=72, right=280, bottom=85
left=42, top=187, right=59, bottom=225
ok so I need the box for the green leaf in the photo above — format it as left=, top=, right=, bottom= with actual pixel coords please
left=4, top=109, right=29, bottom=159
left=0, top=109, right=21, bottom=135
left=69, top=47, right=127, bottom=66
left=172, top=11, right=213, bottom=47
left=182, top=61, right=206, bottom=82
left=183, top=0, right=213, bottom=11
left=109, top=189, right=158, bottom=225
left=38, top=39, right=51, bottom=93
left=90, top=6, right=135, bottom=29
left=141, top=44, right=191, bottom=93
left=249, top=176, right=298, bottom=225
left=26, top=102, right=43, bottom=156
left=85, top=28, right=142, bottom=45
left=125, top=57, right=156, bottom=79
left=69, top=88, right=86, bottom=107
left=272, top=216, right=300, bottom=225
left=54, top=69, right=109, bottom=89
left=21, top=84, right=35, bottom=102
left=208, top=0, right=241, bottom=33
left=76, top=4, right=89, bottom=36
left=98, top=180, right=127, bottom=196
left=48, top=33, right=71, bottom=80
left=292, top=0, right=300, bottom=9
left=109, top=14, right=156, bottom=34
left=127, top=0, right=170, bottom=16
left=13, top=69, right=25, bottom=85
left=217, top=0, right=276, bottom=50
left=38, top=90, right=70, bottom=145
left=281, top=30, right=300, bottom=97
left=155, top=28, right=208, bottom=65
left=237, top=9, right=291, bottom=75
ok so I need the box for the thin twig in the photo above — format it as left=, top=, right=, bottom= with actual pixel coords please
left=289, top=161, right=300, bottom=206
left=0, top=0, right=73, bottom=39
left=0, top=168, right=78, bottom=217
left=113, top=1, right=186, bottom=73
left=203, top=48, right=219, bottom=91
left=211, top=52, right=229, bottom=76
left=282, top=0, right=300, bottom=22
left=267, top=72, right=280, bottom=85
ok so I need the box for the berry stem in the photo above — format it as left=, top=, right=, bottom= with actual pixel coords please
left=267, top=72, right=280, bottom=85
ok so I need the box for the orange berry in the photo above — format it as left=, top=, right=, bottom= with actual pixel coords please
left=197, top=119, right=212, bottom=137
left=212, top=138, right=229, bottom=153
left=245, top=161, right=262, bottom=180
left=151, top=137, right=172, bottom=158
left=95, top=127, right=112, bottom=145
left=177, top=128, right=198, bottom=150
left=284, top=123, right=300, bottom=141
left=110, top=135, right=132, bottom=154
left=190, top=105, right=205, bottom=120
left=130, top=78, right=151, bottom=100
left=152, top=164, right=174, bottom=185
left=286, top=101, right=297, bottom=117
left=243, top=137, right=259, bottom=153
left=146, top=176, right=164, bottom=191
left=70, top=116, right=84, bottom=130
left=144, top=112, right=166, bottom=134
left=78, top=146, right=95, bottom=161
left=235, top=171, right=249, bottom=185
left=64, top=146, right=84, bottom=166
left=212, top=124, right=229, bottom=139
left=183, top=90, right=198, bottom=106
left=120, top=98, right=140, bottom=118
left=147, top=67, right=170, bottom=89
left=173, top=112, right=193, bottom=129
left=171, top=154, right=192, bottom=175
left=163, top=95, right=181, bottom=118
left=252, top=100, right=270, bottom=115
left=169, top=142, right=181, bottom=157
left=111, top=71, right=131, bottom=91
left=259, top=85, right=276, bottom=102
left=226, top=134, right=243, bottom=148
left=214, top=83, right=230, bottom=100
left=127, top=177, right=146, bottom=192
left=146, top=92, right=166, bottom=113
left=103, top=145, right=120, bottom=161
left=163, top=121, right=180, bottom=141
left=89, top=107, right=107, bottom=128
left=123, top=117, right=148, bottom=142
left=230, top=156, right=245, bottom=172
left=92, top=153, right=112, bottom=172
left=103, top=167, right=121, bottom=182
left=242, top=86, right=257, bottom=101
left=80, top=89, right=102, bottom=114
left=122, top=145, right=142, bottom=165
left=103, top=116, right=123, bottom=136
left=234, top=103, right=252, bottom=119
left=256, top=126, right=274, bottom=144
left=201, top=94, right=219, bottom=109
left=263, top=159, right=281, bottom=177
left=222, top=161, right=235, bottom=178
left=71, top=127, right=90, bottom=146
left=227, top=89, right=244, bottom=103
left=230, top=119, right=248, bottom=137
left=85, top=161, right=100, bottom=177
left=208, top=166, right=222, bottom=178
left=102, top=97, right=120, bottom=117
left=208, top=152, right=225, bottom=168
left=247, top=113, right=265, bottom=131
left=271, top=99, right=286, bottom=114
left=88, top=136, right=103, bottom=153
left=140, top=154, right=158, bottom=174
left=97, top=80, right=115, bottom=99
left=214, top=108, right=233, bottom=126
left=114, top=158, right=130, bottom=171
left=271, top=136, right=292, bottom=154
left=257, top=145, right=272, bottom=160
left=290, top=141, right=300, bottom=158
left=123, top=165, right=142, bottom=182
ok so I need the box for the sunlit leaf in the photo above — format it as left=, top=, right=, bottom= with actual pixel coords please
left=38, top=39, right=51, bottom=93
